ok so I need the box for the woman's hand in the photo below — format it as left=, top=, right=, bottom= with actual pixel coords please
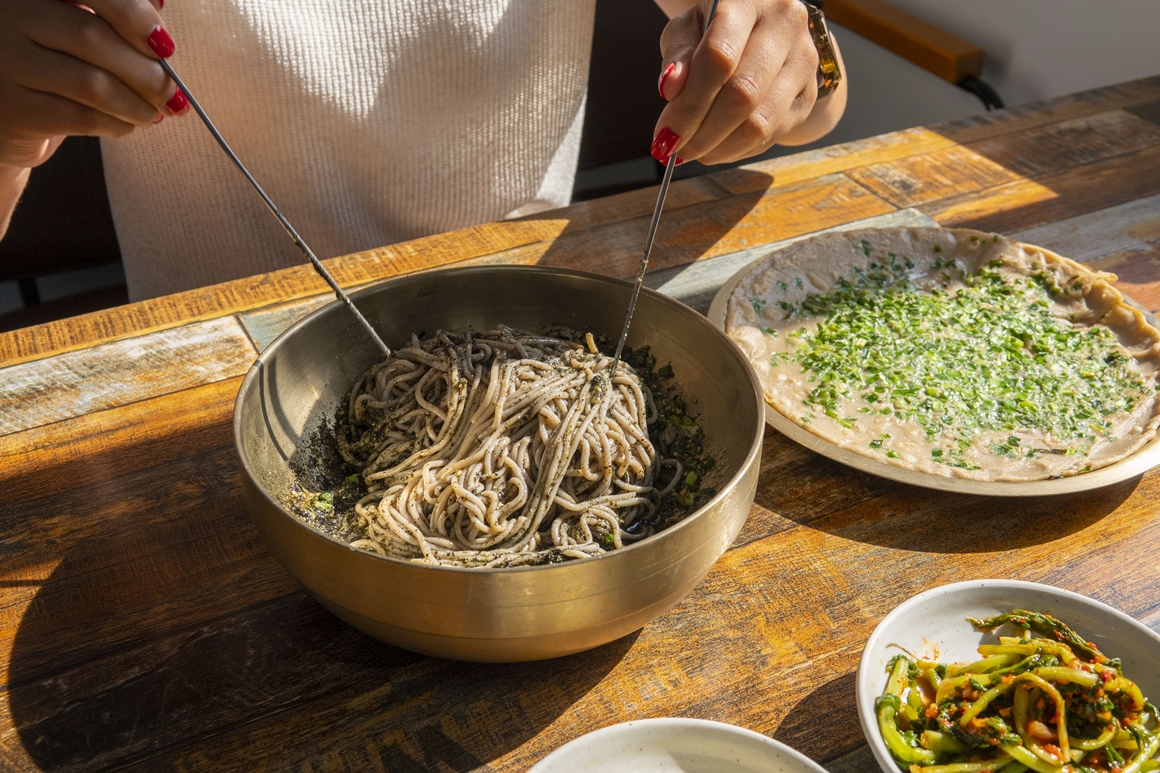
left=651, top=0, right=844, bottom=166
left=0, top=0, right=185, bottom=172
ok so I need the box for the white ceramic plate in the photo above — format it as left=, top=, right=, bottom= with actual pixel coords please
left=528, top=718, right=827, bottom=773
left=856, top=579, right=1160, bottom=773
left=706, top=241, right=1160, bottom=496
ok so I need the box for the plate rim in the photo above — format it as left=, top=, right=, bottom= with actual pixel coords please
left=706, top=229, right=1160, bottom=497
left=527, top=717, right=827, bottom=773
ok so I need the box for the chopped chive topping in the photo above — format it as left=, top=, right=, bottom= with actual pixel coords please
left=774, top=259, right=1147, bottom=464
left=795, top=276, right=804, bottom=288
left=761, top=327, right=778, bottom=336
left=776, top=280, right=788, bottom=292
left=751, top=297, right=767, bottom=315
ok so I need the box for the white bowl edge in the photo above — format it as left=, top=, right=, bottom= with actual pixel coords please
left=528, top=717, right=827, bottom=773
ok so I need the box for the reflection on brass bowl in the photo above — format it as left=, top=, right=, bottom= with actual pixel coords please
left=233, top=266, right=764, bottom=662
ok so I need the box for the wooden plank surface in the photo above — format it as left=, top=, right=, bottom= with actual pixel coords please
left=851, top=109, right=1160, bottom=209
left=645, top=208, right=938, bottom=313
left=0, top=316, right=256, bottom=437
left=0, top=179, right=728, bottom=369
left=1010, top=193, right=1160, bottom=312
left=966, top=109, right=1160, bottom=178
left=922, top=142, right=1160, bottom=233
left=936, top=75, right=1160, bottom=144
left=1127, top=97, right=1160, bottom=127
left=713, top=75, right=1160, bottom=196
left=2, top=76, right=1158, bottom=370
left=2, top=428, right=1157, bottom=772
left=460, top=173, right=896, bottom=278
left=2, top=78, right=1160, bottom=773
left=846, top=144, right=1021, bottom=208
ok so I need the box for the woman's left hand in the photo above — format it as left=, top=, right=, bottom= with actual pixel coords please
left=651, top=0, right=830, bottom=166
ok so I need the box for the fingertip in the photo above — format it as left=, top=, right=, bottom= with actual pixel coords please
left=659, top=58, right=692, bottom=102
left=147, top=24, right=175, bottom=58
left=658, top=63, right=676, bottom=100
left=165, top=87, right=188, bottom=115
left=650, top=127, right=681, bottom=164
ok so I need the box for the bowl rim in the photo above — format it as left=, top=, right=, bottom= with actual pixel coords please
left=232, top=264, right=766, bottom=576
left=527, top=716, right=828, bottom=773
left=855, top=578, right=1160, bottom=773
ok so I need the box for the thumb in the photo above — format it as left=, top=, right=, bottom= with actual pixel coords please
left=657, top=9, right=702, bottom=101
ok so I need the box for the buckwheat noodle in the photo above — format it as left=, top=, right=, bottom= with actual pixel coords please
left=337, top=327, right=683, bottom=567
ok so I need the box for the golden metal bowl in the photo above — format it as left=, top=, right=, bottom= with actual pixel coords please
left=233, top=266, right=764, bottom=662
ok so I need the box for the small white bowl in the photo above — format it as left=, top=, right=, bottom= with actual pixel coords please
left=857, top=579, right=1160, bottom=773
left=528, top=718, right=827, bottom=773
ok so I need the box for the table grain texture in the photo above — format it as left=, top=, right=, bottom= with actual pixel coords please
left=3, top=77, right=1160, bottom=773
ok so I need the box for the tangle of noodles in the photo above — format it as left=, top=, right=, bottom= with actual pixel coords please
left=336, top=327, right=684, bottom=567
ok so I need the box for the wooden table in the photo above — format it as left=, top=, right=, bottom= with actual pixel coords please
left=3, top=76, right=1160, bottom=773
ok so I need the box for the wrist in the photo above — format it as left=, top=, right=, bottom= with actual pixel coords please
left=0, top=162, right=28, bottom=182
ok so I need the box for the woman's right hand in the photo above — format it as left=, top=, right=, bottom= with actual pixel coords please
left=0, top=0, right=185, bottom=171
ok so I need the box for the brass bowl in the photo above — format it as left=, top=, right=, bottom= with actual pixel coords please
left=233, top=266, right=764, bottom=662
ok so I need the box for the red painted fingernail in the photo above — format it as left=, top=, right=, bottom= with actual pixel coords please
left=166, top=88, right=187, bottom=114
left=153, top=113, right=164, bottom=124
left=658, top=62, right=676, bottom=100
left=158, top=0, right=164, bottom=7
left=675, top=157, right=686, bottom=166
left=147, top=25, right=174, bottom=58
left=650, top=128, right=680, bottom=164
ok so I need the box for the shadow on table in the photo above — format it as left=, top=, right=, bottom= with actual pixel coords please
left=5, top=442, right=637, bottom=772
left=8, top=548, right=638, bottom=772
left=509, top=167, right=774, bottom=286
left=772, top=670, right=864, bottom=765
left=760, top=451, right=1139, bottom=554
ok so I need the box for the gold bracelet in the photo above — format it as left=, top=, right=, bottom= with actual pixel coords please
left=802, top=2, right=842, bottom=98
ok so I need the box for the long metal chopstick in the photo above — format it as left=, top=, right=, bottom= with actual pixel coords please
left=158, top=59, right=391, bottom=357
left=610, top=0, right=720, bottom=371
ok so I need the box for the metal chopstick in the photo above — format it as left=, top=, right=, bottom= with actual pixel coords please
left=609, top=0, right=721, bottom=373
left=158, top=59, right=391, bottom=357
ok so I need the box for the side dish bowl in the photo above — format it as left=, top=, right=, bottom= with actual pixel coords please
left=856, top=579, right=1160, bottom=773
left=527, top=718, right=828, bottom=773
left=233, top=266, right=765, bottom=662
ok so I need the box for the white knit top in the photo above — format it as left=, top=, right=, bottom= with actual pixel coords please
left=101, top=0, right=597, bottom=300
